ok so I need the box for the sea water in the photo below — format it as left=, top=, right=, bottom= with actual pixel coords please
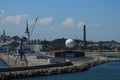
left=0, top=60, right=120, bottom=80
left=18, top=61, right=120, bottom=80
left=0, top=60, right=7, bottom=68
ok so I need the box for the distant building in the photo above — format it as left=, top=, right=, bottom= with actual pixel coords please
left=48, top=50, right=85, bottom=58
left=23, top=39, right=43, bottom=52
left=29, top=44, right=42, bottom=52
left=0, top=30, right=12, bottom=46
left=0, top=30, right=6, bottom=43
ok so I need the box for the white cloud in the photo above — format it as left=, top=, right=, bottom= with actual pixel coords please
left=77, top=21, right=85, bottom=28
left=0, top=14, right=29, bottom=24
left=39, top=17, right=54, bottom=25
left=0, top=10, right=5, bottom=16
left=88, top=24, right=100, bottom=27
left=77, top=21, right=100, bottom=28
left=61, top=17, right=74, bottom=26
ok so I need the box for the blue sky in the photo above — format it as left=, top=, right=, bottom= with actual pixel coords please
left=0, top=0, right=120, bottom=41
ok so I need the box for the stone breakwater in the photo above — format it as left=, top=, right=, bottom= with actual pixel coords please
left=0, top=57, right=108, bottom=80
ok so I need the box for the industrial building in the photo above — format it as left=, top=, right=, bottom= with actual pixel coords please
left=48, top=50, right=85, bottom=58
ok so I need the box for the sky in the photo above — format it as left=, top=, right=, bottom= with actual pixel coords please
left=0, top=0, right=120, bottom=41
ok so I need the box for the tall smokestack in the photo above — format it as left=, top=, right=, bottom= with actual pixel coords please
left=83, top=24, right=87, bottom=50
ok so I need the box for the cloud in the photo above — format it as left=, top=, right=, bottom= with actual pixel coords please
left=77, top=21, right=100, bottom=28
left=39, top=17, right=54, bottom=25
left=0, top=10, right=5, bottom=16
left=77, top=21, right=85, bottom=28
left=0, top=14, right=29, bottom=24
left=88, top=24, right=101, bottom=27
left=61, top=17, right=74, bottom=26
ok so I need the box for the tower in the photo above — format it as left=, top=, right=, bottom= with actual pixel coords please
left=83, top=25, right=87, bottom=50
left=24, top=20, right=30, bottom=41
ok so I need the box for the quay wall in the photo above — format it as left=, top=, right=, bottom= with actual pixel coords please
left=0, top=57, right=108, bottom=80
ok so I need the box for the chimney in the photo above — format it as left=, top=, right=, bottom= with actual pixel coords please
left=83, top=25, right=87, bottom=50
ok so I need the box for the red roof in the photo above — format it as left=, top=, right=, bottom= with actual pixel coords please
left=49, top=50, right=84, bottom=53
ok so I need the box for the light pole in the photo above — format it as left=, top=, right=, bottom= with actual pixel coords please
left=7, top=41, right=13, bottom=67
left=7, top=45, right=9, bottom=67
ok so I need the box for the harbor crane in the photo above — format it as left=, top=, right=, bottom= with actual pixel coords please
left=15, top=17, right=38, bottom=67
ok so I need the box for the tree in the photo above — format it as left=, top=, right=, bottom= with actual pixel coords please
left=9, top=41, right=19, bottom=51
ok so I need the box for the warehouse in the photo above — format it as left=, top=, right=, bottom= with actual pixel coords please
left=48, top=50, right=85, bottom=58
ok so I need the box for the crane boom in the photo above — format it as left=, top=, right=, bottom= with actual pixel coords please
left=29, top=17, right=38, bottom=39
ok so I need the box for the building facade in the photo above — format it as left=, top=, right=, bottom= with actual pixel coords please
left=48, top=50, right=85, bottom=58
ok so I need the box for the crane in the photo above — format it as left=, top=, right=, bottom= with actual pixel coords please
left=14, top=17, right=38, bottom=67
left=29, top=17, right=39, bottom=40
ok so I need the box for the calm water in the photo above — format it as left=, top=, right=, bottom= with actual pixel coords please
left=20, top=61, right=120, bottom=80
left=0, top=59, right=7, bottom=68
left=0, top=60, right=120, bottom=80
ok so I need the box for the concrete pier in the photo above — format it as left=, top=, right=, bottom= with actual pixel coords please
left=0, top=53, right=49, bottom=67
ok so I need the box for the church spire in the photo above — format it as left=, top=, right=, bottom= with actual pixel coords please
left=3, top=30, right=6, bottom=36
left=25, top=20, right=29, bottom=33
left=24, top=20, right=29, bottom=41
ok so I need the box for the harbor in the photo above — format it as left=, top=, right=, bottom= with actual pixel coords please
left=0, top=18, right=112, bottom=79
left=0, top=0, right=120, bottom=80
left=0, top=23, right=120, bottom=79
left=17, top=61, right=120, bottom=80
left=0, top=51, right=109, bottom=80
